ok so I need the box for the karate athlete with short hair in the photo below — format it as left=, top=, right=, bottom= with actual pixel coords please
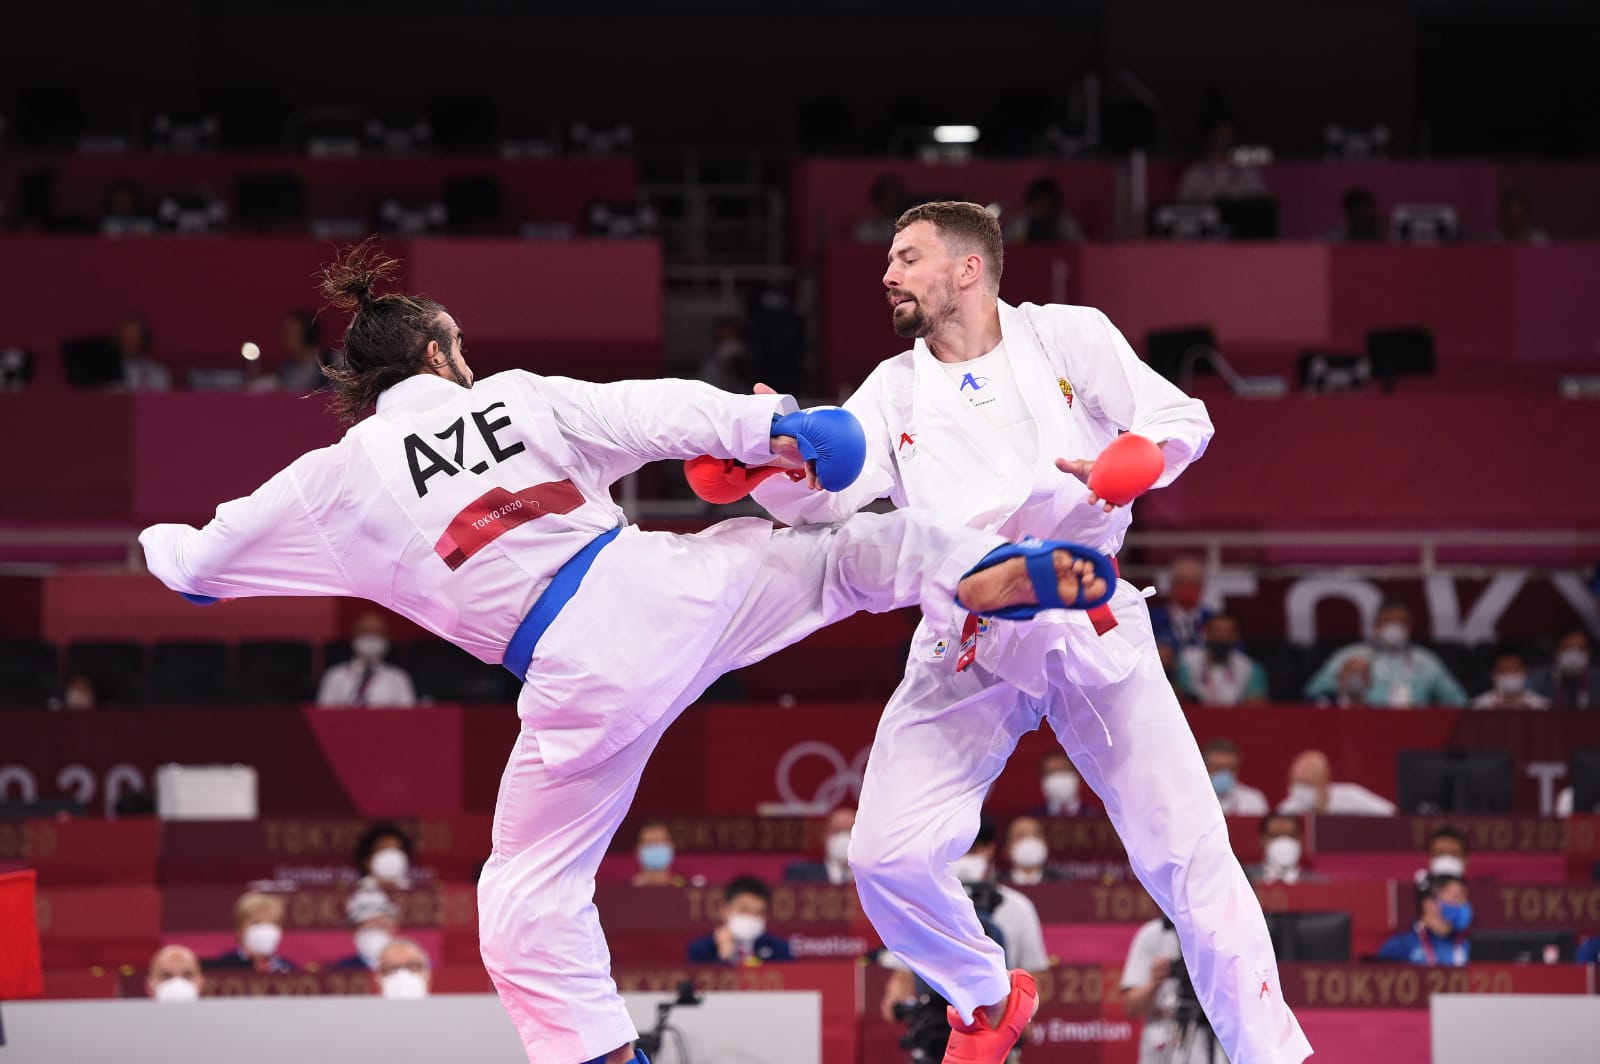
left=138, top=241, right=1119, bottom=1064
left=734, top=203, right=1312, bottom=1064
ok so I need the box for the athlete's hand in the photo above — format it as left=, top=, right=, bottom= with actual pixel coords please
left=1055, top=457, right=1118, bottom=513
left=757, top=382, right=821, bottom=490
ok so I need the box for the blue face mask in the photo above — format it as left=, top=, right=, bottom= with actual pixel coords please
left=638, top=842, right=674, bottom=872
left=1438, top=900, right=1473, bottom=934
left=1210, top=771, right=1237, bottom=797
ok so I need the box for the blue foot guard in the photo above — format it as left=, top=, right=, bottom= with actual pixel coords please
left=955, top=538, right=1117, bottom=620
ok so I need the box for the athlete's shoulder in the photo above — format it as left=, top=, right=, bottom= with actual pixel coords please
left=1014, top=301, right=1114, bottom=333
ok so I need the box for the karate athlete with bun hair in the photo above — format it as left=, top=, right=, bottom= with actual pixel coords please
left=139, top=240, right=1124, bottom=1064
left=692, top=202, right=1311, bottom=1064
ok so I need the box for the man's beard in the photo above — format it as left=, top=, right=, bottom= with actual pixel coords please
left=892, top=284, right=956, bottom=339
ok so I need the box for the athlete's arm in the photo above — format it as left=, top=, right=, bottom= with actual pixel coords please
left=139, top=455, right=350, bottom=601
left=530, top=373, right=797, bottom=484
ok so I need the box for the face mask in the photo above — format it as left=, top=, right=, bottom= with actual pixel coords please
left=370, top=848, right=410, bottom=883
left=154, top=976, right=200, bottom=1003
left=1557, top=647, right=1590, bottom=676
left=1265, top=836, right=1302, bottom=870
left=726, top=913, right=766, bottom=943
left=638, top=842, right=674, bottom=872
left=1210, top=770, right=1237, bottom=797
left=951, top=854, right=990, bottom=884
left=1438, top=900, right=1473, bottom=934
left=825, top=832, right=851, bottom=866
left=1171, top=585, right=1202, bottom=611
left=243, top=921, right=282, bottom=958
left=1429, top=854, right=1466, bottom=879
left=1493, top=672, right=1527, bottom=696
left=1375, top=622, right=1409, bottom=650
left=1041, top=770, right=1080, bottom=806
left=1287, top=782, right=1321, bottom=811
left=380, top=969, right=429, bottom=1000
left=1009, top=836, right=1048, bottom=870
left=355, top=927, right=394, bottom=967
left=353, top=634, right=389, bottom=660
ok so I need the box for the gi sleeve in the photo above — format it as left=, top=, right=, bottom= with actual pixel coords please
left=529, top=373, right=797, bottom=485
left=139, top=456, right=351, bottom=600
left=751, top=368, right=898, bottom=526
left=1053, top=306, right=1215, bottom=489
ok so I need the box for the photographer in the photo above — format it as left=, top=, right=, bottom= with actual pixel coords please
left=883, top=814, right=1049, bottom=1060
left=1121, top=917, right=1229, bottom=1063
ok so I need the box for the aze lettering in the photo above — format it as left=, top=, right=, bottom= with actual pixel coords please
left=405, top=402, right=528, bottom=497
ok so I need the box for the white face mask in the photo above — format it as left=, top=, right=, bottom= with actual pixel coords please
left=825, top=832, right=851, bottom=866
left=154, top=976, right=201, bottom=1003
left=1493, top=672, right=1527, bottom=696
left=355, top=927, right=394, bottom=967
left=1287, top=782, right=1322, bottom=811
left=1041, top=770, right=1080, bottom=806
left=1557, top=647, right=1590, bottom=676
left=726, top=913, right=766, bottom=943
left=243, top=921, right=283, bottom=958
left=1009, top=836, right=1049, bottom=870
left=1265, top=836, right=1302, bottom=870
left=951, top=854, right=990, bottom=884
left=353, top=634, right=389, bottom=660
left=370, top=848, right=410, bottom=884
left=380, top=968, right=430, bottom=1000
left=1374, top=622, right=1409, bottom=650
left=1429, top=853, right=1467, bottom=879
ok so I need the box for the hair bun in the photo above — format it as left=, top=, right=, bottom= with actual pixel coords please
left=319, top=238, right=400, bottom=311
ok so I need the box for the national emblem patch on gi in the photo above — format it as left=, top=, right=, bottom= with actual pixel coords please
left=1058, top=377, right=1074, bottom=408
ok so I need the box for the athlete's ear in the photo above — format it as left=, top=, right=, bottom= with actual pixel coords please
left=424, top=340, right=444, bottom=368
left=959, top=253, right=985, bottom=290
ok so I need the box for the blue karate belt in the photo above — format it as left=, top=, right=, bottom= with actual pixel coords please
left=502, top=526, right=621, bottom=681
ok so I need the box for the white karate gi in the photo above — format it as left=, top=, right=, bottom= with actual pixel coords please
left=754, top=302, right=1312, bottom=1063
left=140, top=370, right=1008, bottom=1064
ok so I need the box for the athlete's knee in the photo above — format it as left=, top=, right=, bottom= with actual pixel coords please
left=848, top=823, right=932, bottom=898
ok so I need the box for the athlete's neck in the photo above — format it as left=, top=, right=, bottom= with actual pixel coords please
left=925, top=299, right=1002, bottom=364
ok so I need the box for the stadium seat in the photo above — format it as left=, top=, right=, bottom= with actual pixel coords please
left=149, top=641, right=231, bottom=704
left=405, top=640, right=513, bottom=702
left=234, top=640, right=315, bottom=703
left=0, top=640, right=60, bottom=706
left=64, top=640, right=146, bottom=705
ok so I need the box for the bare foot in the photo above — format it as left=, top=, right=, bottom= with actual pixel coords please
left=957, top=551, right=1106, bottom=614
left=602, top=1045, right=636, bottom=1064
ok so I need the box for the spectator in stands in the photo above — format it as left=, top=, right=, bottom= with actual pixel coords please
left=697, top=315, right=752, bottom=395
left=1303, top=602, right=1467, bottom=707
left=1278, top=749, right=1397, bottom=816
left=853, top=173, right=912, bottom=244
left=277, top=310, right=329, bottom=394
left=1119, top=917, right=1188, bottom=1064
left=630, top=820, right=684, bottom=887
left=1530, top=629, right=1598, bottom=710
left=1149, top=556, right=1214, bottom=652
left=1203, top=738, right=1270, bottom=816
left=1246, top=813, right=1324, bottom=885
left=1332, top=187, right=1385, bottom=243
left=785, top=806, right=855, bottom=885
left=1491, top=188, right=1549, bottom=245
left=332, top=883, right=400, bottom=971
left=1175, top=117, right=1267, bottom=205
left=373, top=937, right=432, bottom=999
left=1034, top=750, right=1096, bottom=818
left=1326, top=656, right=1373, bottom=708
left=57, top=672, right=98, bottom=711
left=1003, top=815, right=1058, bottom=886
left=317, top=611, right=417, bottom=707
left=1377, top=874, right=1471, bottom=967
left=1471, top=650, right=1550, bottom=710
left=354, top=821, right=415, bottom=889
left=952, top=814, right=1050, bottom=978
left=1425, top=825, right=1469, bottom=880
left=1005, top=176, right=1084, bottom=244
left=1176, top=614, right=1269, bottom=706
left=686, top=876, right=793, bottom=965
left=114, top=313, right=172, bottom=392
left=209, top=892, right=294, bottom=973
left=146, top=944, right=205, bottom=1002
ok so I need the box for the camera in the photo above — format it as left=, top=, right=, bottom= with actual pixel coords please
left=636, top=979, right=704, bottom=1062
left=894, top=882, right=1008, bottom=1061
